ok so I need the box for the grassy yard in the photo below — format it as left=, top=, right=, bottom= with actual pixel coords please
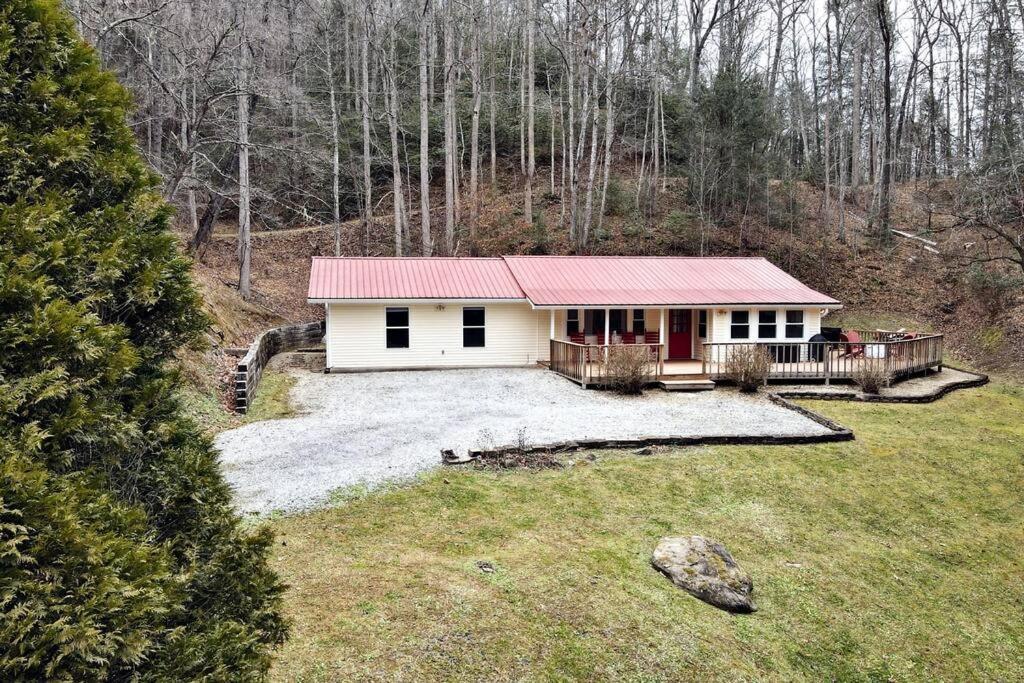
left=268, top=381, right=1024, bottom=681
left=177, top=366, right=297, bottom=436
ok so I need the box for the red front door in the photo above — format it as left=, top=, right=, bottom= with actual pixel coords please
left=668, top=310, right=692, bottom=359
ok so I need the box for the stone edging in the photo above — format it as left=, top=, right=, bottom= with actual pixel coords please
left=770, top=366, right=989, bottom=404
left=444, top=393, right=854, bottom=465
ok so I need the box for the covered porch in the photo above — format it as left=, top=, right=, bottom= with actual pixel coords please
left=542, top=306, right=712, bottom=389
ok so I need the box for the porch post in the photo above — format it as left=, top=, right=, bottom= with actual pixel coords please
left=604, top=308, right=611, bottom=362
left=549, top=309, right=555, bottom=339
left=659, top=308, right=666, bottom=376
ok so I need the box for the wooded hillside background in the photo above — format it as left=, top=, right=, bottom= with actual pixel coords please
left=68, top=0, right=1024, bottom=300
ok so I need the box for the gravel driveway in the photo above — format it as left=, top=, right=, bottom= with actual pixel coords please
left=216, top=367, right=833, bottom=514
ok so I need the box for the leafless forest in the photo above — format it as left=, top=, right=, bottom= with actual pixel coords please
left=70, top=0, right=1024, bottom=298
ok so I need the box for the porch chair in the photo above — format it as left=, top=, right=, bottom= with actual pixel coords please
left=620, top=332, right=637, bottom=345
left=839, top=331, right=865, bottom=358
left=644, top=330, right=661, bottom=360
left=569, top=332, right=590, bottom=361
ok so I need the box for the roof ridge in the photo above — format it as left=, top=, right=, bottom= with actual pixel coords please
left=311, top=256, right=506, bottom=260
left=501, top=255, right=768, bottom=260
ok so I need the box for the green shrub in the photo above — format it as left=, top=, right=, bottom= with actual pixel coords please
left=603, top=176, right=630, bottom=217
left=0, top=1, right=287, bottom=678
left=660, top=209, right=703, bottom=254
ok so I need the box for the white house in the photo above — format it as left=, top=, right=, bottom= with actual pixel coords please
left=307, top=256, right=847, bottom=383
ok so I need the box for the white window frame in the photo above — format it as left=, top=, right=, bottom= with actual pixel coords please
left=785, top=309, right=805, bottom=339
left=566, top=309, right=580, bottom=335
left=385, top=307, right=410, bottom=349
left=730, top=310, right=750, bottom=339
left=757, top=310, right=778, bottom=339
left=632, top=309, right=646, bottom=335
left=462, top=306, right=486, bottom=348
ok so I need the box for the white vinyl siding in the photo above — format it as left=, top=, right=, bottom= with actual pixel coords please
left=324, top=303, right=825, bottom=370
left=326, top=302, right=548, bottom=370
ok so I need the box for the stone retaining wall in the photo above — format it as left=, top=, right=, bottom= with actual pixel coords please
left=235, top=320, right=325, bottom=413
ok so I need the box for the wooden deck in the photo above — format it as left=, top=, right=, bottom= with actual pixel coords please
left=549, top=332, right=944, bottom=389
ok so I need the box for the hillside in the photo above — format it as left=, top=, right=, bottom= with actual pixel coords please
left=185, top=175, right=1023, bottom=381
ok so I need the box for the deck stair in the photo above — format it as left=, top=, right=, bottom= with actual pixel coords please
left=656, top=374, right=716, bottom=392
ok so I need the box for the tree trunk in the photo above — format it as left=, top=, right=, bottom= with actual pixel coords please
left=443, top=0, right=456, bottom=252
left=386, top=0, right=406, bottom=255
left=875, top=0, right=893, bottom=243
left=361, top=8, right=373, bottom=251
left=419, top=0, right=432, bottom=255
left=850, top=0, right=864, bottom=194
left=469, top=0, right=482, bottom=251
left=237, top=3, right=251, bottom=300
left=524, top=0, right=535, bottom=224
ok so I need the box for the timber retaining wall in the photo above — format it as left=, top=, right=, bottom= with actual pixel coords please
left=235, top=320, right=325, bottom=413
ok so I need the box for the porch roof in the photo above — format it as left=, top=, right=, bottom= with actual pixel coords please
left=502, top=256, right=840, bottom=307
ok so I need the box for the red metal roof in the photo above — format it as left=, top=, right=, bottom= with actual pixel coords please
left=502, top=256, right=839, bottom=306
left=308, top=255, right=840, bottom=306
left=308, top=257, right=526, bottom=300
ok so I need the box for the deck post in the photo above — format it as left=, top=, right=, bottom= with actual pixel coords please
left=824, top=344, right=831, bottom=385
left=604, top=307, right=610, bottom=362
left=659, top=308, right=666, bottom=377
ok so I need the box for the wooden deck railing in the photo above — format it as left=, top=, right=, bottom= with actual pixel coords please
left=549, top=339, right=663, bottom=387
left=701, top=334, right=944, bottom=383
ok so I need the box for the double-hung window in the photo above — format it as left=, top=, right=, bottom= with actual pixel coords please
left=785, top=310, right=805, bottom=339
left=632, top=309, right=646, bottom=335
left=463, top=307, right=486, bottom=347
left=758, top=310, right=777, bottom=339
left=567, top=309, right=580, bottom=335
left=609, top=309, right=626, bottom=334
left=730, top=310, right=750, bottom=339
left=385, top=307, right=409, bottom=348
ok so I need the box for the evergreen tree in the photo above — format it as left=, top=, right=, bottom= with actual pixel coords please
left=0, top=0, right=287, bottom=678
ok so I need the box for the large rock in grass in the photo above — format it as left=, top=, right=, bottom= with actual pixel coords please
left=651, top=536, right=757, bottom=613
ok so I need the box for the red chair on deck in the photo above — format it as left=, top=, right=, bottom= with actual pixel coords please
left=839, top=331, right=865, bottom=358
left=621, top=332, right=637, bottom=345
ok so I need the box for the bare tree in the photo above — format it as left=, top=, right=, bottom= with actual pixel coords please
left=443, top=0, right=457, bottom=253
left=523, top=0, right=535, bottom=224
left=237, top=0, right=252, bottom=299
left=420, top=0, right=433, bottom=255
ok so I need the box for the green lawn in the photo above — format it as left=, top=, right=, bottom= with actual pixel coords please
left=177, top=367, right=297, bottom=436
left=268, top=381, right=1024, bottom=681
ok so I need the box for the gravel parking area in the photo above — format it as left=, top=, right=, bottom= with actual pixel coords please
left=216, top=367, right=834, bottom=515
